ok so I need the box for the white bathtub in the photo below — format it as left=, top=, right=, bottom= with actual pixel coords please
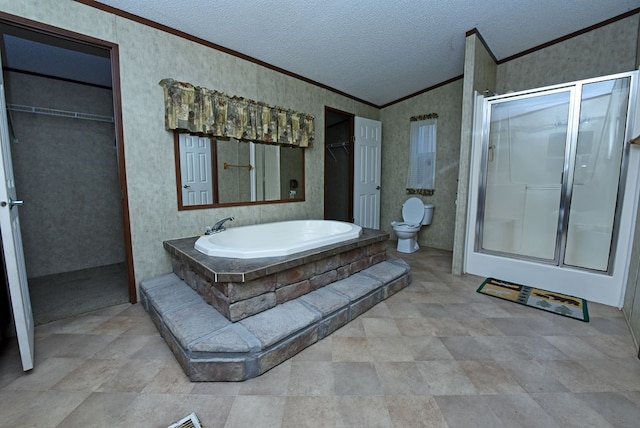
left=194, top=220, right=363, bottom=258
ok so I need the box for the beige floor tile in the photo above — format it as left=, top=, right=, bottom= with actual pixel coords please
left=423, top=317, right=470, bottom=336
left=94, top=334, right=157, bottom=360
left=282, top=396, right=336, bottom=428
left=459, top=360, right=526, bottom=394
left=237, top=360, right=291, bottom=396
left=417, top=360, right=477, bottom=395
left=440, top=335, right=495, bottom=360
left=499, top=360, right=570, bottom=393
left=95, top=359, right=166, bottom=393
left=362, top=317, right=402, bottom=337
left=577, top=358, right=640, bottom=391
left=385, top=395, right=448, bottom=427
left=434, top=395, right=503, bottom=428
left=530, top=392, right=616, bottom=428
left=367, top=337, right=415, bottom=362
left=385, top=301, right=425, bottom=318
left=224, top=395, right=286, bottom=428
left=35, top=332, right=119, bottom=360
left=287, top=361, right=335, bottom=396
left=333, top=362, right=383, bottom=395
left=394, top=318, right=438, bottom=336
left=335, top=395, right=393, bottom=428
left=332, top=336, right=374, bottom=362
left=580, top=334, right=638, bottom=359
left=57, top=391, right=137, bottom=427
left=129, top=334, right=177, bottom=360
left=486, top=393, right=557, bottom=427
left=330, top=317, right=366, bottom=337
left=542, top=360, right=618, bottom=393
left=52, top=358, right=128, bottom=391
left=190, top=380, right=242, bottom=396
left=574, top=391, right=640, bottom=427
left=117, top=393, right=234, bottom=427
left=360, top=301, right=393, bottom=318
left=0, top=389, right=91, bottom=427
left=404, top=336, right=455, bottom=361
left=141, top=359, right=195, bottom=394
left=542, top=335, right=609, bottom=359
left=457, top=317, right=505, bottom=336
left=4, top=356, right=84, bottom=391
left=374, top=362, right=430, bottom=395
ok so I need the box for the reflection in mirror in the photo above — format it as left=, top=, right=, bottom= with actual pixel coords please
left=175, top=133, right=304, bottom=210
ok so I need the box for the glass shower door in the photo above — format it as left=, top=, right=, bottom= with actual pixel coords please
left=563, top=77, right=630, bottom=271
left=479, top=89, right=572, bottom=262
left=478, top=75, right=632, bottom=272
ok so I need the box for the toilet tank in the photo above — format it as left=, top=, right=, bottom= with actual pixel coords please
left=422, top=204, right=435, bottom=225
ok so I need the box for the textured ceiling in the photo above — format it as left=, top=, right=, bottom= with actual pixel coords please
left=93, top=1, right=638, bottom=106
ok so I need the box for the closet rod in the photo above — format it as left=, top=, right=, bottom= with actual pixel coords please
left=6, top=104, right=114, bottom=123
left=327, top=141, right=349, bottom=148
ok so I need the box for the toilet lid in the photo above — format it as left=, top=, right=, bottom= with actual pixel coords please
left=402, top=197, right=424, bottom=224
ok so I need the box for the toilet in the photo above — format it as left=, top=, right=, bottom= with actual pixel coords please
left=391, top=197, right=434, bottom=253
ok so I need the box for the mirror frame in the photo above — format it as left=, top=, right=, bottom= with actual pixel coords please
left=174, top=132, right=305, bottom=210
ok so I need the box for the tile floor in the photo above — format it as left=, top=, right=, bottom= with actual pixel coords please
left=1, top=246, right=640, bottom=427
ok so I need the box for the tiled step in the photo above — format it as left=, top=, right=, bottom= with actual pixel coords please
left=140, top=258, right=411, bottom=381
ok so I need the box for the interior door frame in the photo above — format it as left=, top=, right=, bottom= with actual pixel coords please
left=0, top=11, right=136, bottom=303
left=324, top=106, right=354, bottom=222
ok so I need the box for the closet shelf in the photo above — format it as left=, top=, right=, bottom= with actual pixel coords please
left=6, top=104, right=114, bottom=123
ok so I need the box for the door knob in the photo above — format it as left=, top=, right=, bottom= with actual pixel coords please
left=183, top=185, right=191, bottom=189
left=1, top=198, right=23, bottom=208
left=376, top=186, right=381, bottom=190
left=9, top=198, right=23, bottom=208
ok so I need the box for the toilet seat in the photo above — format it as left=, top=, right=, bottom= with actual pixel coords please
left=402, top=197, right=425, bottom=224
left=391, top=221, right=420, bottom=231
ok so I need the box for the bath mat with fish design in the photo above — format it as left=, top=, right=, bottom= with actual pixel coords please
left=477, top=277, right=589, bottom=322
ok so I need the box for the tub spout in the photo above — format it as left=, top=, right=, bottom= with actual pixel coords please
left=206, top=216, right=234, bottom=234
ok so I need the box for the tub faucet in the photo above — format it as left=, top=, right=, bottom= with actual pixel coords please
left=206, top=216, right=234, bottom=234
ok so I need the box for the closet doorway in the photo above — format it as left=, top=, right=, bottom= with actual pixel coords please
left=0, top=16, right=134, bottom=327
left=324, top=107, right=354, bottom=222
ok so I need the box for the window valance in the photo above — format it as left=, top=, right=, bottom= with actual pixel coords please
left=159, top=79, right=315, bottom=148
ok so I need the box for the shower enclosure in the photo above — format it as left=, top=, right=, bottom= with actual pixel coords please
left=465, top=71, right=640, bottom=306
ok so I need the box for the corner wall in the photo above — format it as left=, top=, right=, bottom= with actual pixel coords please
left=380, top=80, right=463, bottom=251
left=451, top=33, right=497, bottom=275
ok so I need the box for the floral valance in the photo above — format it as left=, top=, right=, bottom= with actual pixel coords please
left=159, top=79, right=314, bottom=148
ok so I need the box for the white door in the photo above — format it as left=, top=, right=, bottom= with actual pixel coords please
left=0, top=60, right=34, bottom=371
left=353, top=117, right=381, bottom=228
left=179, top=134, right=213, bottom=205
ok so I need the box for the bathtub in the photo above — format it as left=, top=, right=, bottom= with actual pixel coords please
left=194, top=220, right=363, bottom=258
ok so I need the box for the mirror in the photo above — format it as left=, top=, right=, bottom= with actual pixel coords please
left=175, top=133, right=304, bottom=209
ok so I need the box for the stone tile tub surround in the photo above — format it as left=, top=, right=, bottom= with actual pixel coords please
left=140, top=257, right=411, bottom=381
left=164, top=228, right=389, bottom=321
